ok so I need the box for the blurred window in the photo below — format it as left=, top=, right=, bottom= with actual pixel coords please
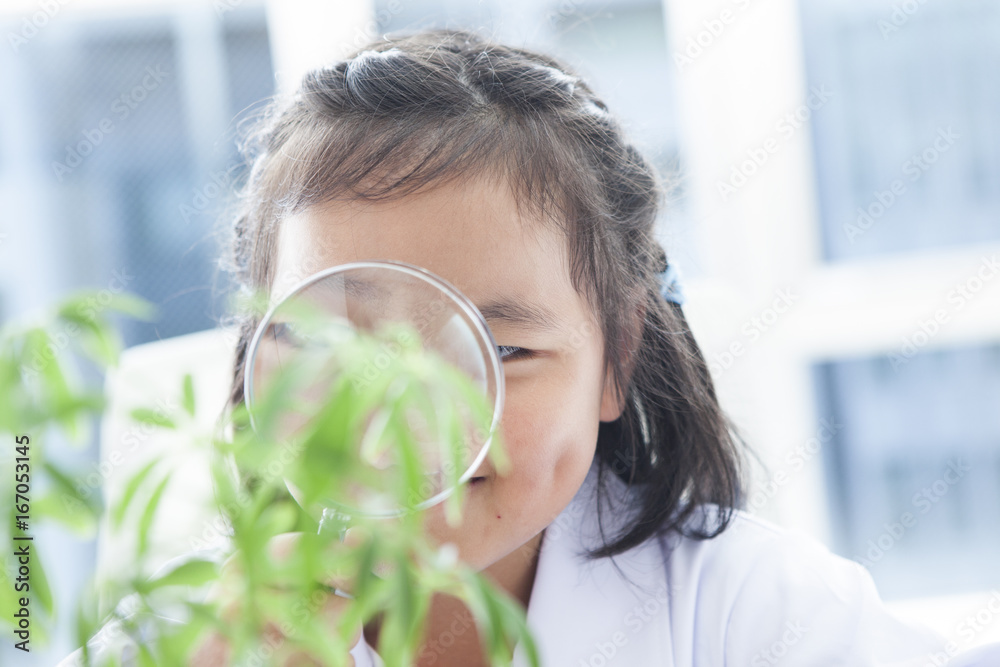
left=814, top=343, right=1000, bottom=598
left=799, top=0, right=1000, bottom=260
left=22, top=5, right=274, bottom=345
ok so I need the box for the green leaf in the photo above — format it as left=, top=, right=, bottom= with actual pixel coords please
left=143, top=558, right=219, bottom=591
left=49, top=392, right=105, bottom=446
left=256, top=500, right=297, bottom=538
left=137, top=475, right=171, bottom=558
left=33, top=492, right=98, bottom=537
left=137, top=640, right=158, bottom=667
left=72, top=582, right=102, bottom=667
left=104, top=292, right=157, bottom=321
left=57, top=302, right=121, bottom=368
left=57, top=290, right=157, bottom=324
left=129, top=407, right=176, bottom=430
left=111, top=458, right=161, bottom=530
left=181, top=373, right=196, bottom=417
left=43, top=460, right=102, bottom=514
left=0, top=554, right=18, bottom=621
left=155, top=609, right=215, bottom=665
left=32, top=549, right=55, bottom=617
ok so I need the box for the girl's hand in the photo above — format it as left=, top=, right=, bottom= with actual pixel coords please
left=189, top=530, right=370, bottom=667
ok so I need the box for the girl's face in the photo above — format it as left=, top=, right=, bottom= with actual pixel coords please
left=272, top=175, right=628, bottom=571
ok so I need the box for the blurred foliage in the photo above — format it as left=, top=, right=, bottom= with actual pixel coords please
left=0, top=289, right=539, bottom=666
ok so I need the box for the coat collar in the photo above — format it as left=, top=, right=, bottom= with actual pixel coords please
left=512, top=459, right=668, bottom=666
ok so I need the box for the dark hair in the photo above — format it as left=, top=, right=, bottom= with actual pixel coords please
left=221, top=27, right=746, bottom=560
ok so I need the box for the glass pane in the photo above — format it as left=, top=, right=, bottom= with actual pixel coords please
left=799, top=0, right=1000, bottom=260
left=814, top=343, right=1000, bottom=598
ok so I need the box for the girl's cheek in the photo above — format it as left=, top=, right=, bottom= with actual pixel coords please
left=501, top=372, right=599, bottom=471
left=497, top=388, right=547, bottom=459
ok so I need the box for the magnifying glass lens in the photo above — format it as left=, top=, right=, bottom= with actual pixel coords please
left=244, top=262, right=504, bottom=520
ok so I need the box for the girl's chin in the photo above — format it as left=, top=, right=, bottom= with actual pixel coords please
left=417, top=478, right=495, bottom=562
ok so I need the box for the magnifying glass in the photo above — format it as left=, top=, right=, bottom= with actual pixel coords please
left=242, top=260, right=505, bottom=540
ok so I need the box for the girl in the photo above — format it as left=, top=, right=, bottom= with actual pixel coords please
left=208, top=26, right=995, bottom=667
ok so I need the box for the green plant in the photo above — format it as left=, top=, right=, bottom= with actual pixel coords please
left=0, top=290, right=541, bottom=666
left=0, top=291, right=153, bottom=654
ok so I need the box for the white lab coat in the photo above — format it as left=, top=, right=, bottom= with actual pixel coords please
left=351, top=457, right=1000, bottom=667
left=62, top=456, right=1000, bottom=666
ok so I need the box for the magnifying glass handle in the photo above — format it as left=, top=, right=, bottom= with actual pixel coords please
left=319, top=507, right=355, bottom=600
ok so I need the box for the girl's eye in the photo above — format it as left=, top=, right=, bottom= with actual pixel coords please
left=497, top=345, right=534, bottom=362
left=268, top=321, right=308, bottom=348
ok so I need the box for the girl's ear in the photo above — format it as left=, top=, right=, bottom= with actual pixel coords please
left=599, top=301, right=646, bottom=422
left=599, top=379, right=627, bottom=422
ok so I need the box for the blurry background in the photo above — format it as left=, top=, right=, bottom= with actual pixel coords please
left=1, top=0, right=998, bottom=663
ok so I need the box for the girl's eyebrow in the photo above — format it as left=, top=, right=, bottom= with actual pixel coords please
left=338, top=276, right=561, bottom=332
left=342, top=275, right=381, bottom=300
left=477, top=298, right=562, bottom=333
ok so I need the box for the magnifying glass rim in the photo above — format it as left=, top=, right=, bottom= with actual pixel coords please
left=242, top=259, right=506, bottom=517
